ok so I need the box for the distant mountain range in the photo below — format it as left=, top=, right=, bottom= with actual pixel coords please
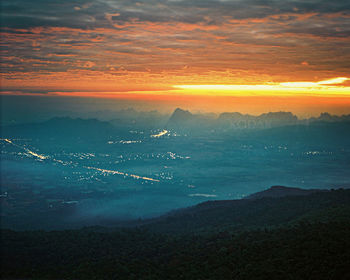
left=1, top=109, right=350, bottom=143
left=2, top=108, right=350, bottom=135
left=166, top=108, right=350, bottom=131
left=0, top=117, right=118, bottom=140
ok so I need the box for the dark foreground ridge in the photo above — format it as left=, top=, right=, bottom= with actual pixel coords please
left=138, top=186, right=348, bottom=234
left=1, top=187, right=350, bottom=279
left=245, top=185, right=327, bottom=199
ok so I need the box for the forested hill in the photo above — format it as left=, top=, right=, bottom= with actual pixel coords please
left=1, top=188, right=350, bottom=279
left=2, top=222, right=349, bottom=280
left=141, top=187, right=350, bottom=234
left=245, top=185, right=327, bottom=199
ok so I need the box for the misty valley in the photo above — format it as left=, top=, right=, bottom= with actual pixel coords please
left=1, top=108, right=350, bottom=230
left=2, top=0, right=350, bottom=277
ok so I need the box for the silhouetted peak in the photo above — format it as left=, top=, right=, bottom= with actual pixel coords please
left=218, top=112, right=244, bottom=120
left=306, top=112, right=350, bottom=123
left=270, top=185, right=290, bottom=190
left=318, top=112, right=335, bottom=121
left=168, top=108, right=193, bottom=123
left=246, top=185, right=325, bottom=199
left=173, top=108, right=192, bottom=116
left=46, top=117, right=104, bottom=126
left=320, top=112, right=331, bottom=117
left=259, top=111, right=298, bottom=121
left=319, top=112, right=332, bottom=117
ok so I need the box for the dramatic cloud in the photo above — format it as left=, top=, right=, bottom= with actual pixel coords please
left=1, top=0, right=350, bottom=94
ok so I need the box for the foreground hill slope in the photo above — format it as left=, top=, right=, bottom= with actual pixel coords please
left=245, top=185, right=327, bottom=199
left=141, top=187, right=350, bottom=234
left=1, top=188, right=350, bottom=279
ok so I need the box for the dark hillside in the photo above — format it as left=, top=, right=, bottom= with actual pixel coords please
left=141, top=188, right=350, bottom=234
left=1, top=189, right=350, bottom=279
left=246, top=185, right=326, bottom=199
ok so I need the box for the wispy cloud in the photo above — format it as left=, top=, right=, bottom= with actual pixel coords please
left=1, top=0, right=350, bottom=93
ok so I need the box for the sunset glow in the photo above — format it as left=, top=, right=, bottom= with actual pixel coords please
left=175, top=77, right=350, bottom=97
left=1, top=0, right=350, bottom=115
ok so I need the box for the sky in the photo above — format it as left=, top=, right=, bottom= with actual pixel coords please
left=1, top=0, right=350, bottom=114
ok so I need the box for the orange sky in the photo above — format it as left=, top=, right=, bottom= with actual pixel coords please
left=1, top=0, right=350, bottom=115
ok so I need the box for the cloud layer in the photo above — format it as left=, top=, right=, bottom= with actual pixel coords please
left=1, top=0, right=350, bottom=93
